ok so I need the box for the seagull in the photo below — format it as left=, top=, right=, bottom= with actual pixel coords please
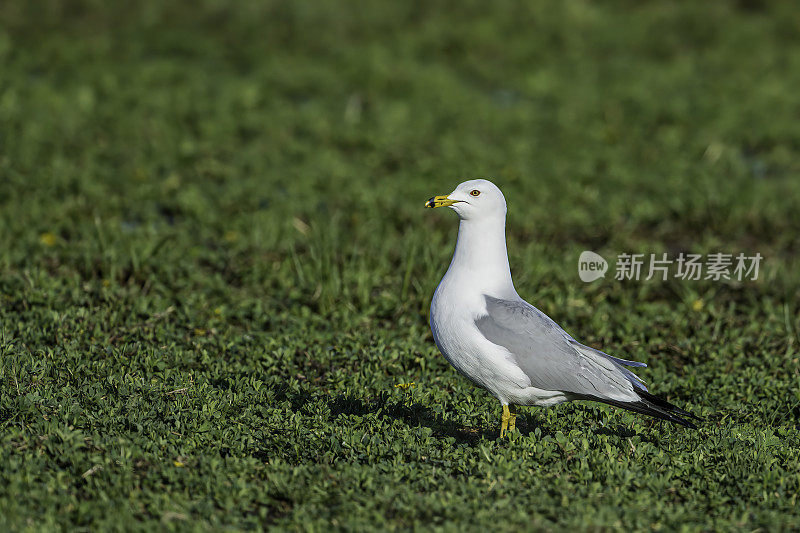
left=425, top=179, right=699, bottom=437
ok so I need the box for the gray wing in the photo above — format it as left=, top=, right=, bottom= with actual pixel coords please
left=475, top=295, right=647, bottom=401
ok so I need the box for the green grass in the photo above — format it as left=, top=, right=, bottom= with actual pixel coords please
left=2, top=0, right=800, bottom=529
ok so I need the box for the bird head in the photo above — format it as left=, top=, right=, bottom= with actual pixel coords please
left=425, top=179, right=507, bottom=221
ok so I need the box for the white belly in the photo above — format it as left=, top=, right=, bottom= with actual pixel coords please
left=430, top=281, right=568, bottom=406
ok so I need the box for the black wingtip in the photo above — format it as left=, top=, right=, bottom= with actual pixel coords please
left=591, top=391, right=701, bottom=429
left=636, top=390, right=703, bottom=422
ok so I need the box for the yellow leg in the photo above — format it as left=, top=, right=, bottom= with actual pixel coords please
left=500, top=404, right=510, bottom=438
left=500, top=404, right=518, bottom=438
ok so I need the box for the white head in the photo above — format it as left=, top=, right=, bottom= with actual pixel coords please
left=424, top=179, right=506, bottom=221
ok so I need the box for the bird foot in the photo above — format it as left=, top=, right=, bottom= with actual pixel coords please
left=500, top=404, right=517, bottom=438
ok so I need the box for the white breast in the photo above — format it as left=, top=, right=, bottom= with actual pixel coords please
left=430, top=274, right=532, bottom=403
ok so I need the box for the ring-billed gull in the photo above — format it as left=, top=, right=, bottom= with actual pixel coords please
left=425, top=179, right=699, bottom=436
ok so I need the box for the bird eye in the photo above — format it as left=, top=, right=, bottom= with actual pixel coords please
left=470, top=189, right=480, bottom=197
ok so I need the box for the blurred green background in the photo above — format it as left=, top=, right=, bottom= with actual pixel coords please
left=1, top=0, right=799, bottom=530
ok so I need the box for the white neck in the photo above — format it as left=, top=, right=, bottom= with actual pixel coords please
left=443, top=215, right=516, bottom=298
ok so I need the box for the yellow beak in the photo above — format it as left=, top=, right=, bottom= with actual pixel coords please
left=425, top=195, right=461, bottom=208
